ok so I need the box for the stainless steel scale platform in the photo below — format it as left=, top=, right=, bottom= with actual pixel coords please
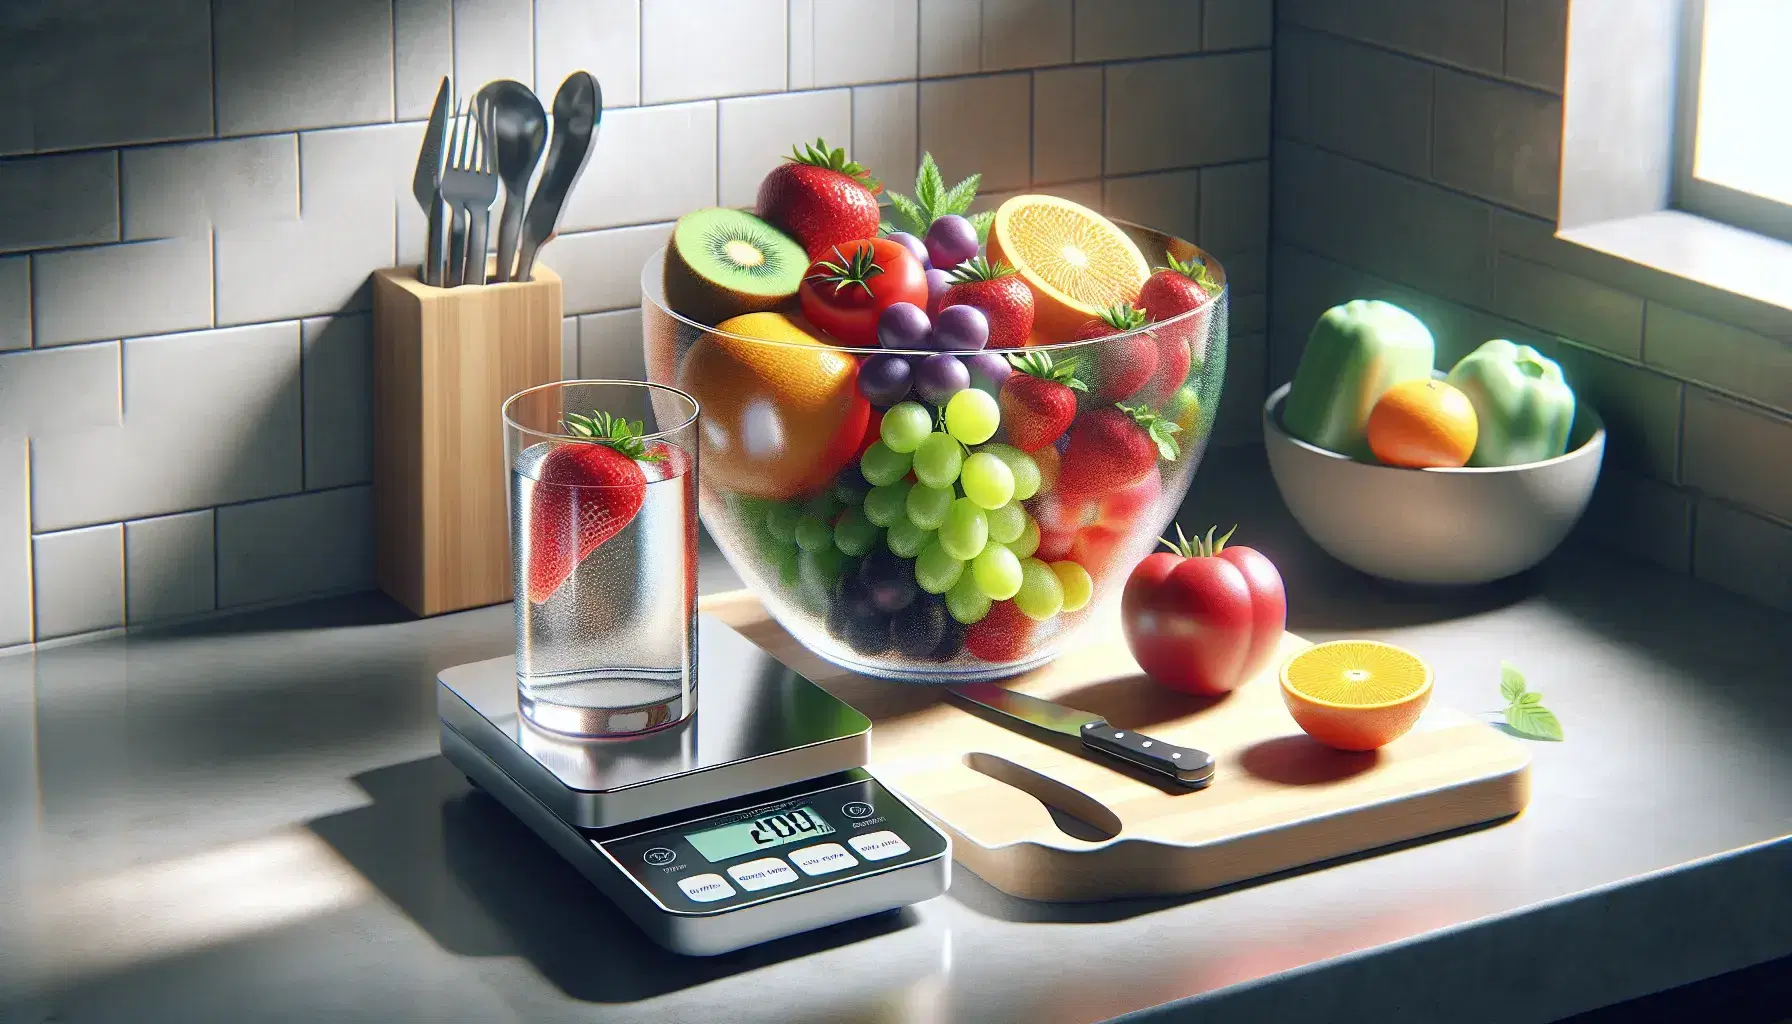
left=438, top=614, right=952, bottom=956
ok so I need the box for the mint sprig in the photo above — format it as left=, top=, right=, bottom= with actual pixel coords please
left=880, top=153, right=999, bottom=243
left=1499, top=662, right=1564, bottom=740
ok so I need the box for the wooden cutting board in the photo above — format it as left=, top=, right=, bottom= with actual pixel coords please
left=700, top=591, right=1532, bottom=903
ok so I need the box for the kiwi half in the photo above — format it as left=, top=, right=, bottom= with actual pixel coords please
left=663, top=208, right=807, bottom=326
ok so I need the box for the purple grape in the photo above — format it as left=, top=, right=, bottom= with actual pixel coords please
left=877, top=302, right=932, bottom=351
left=964, top=351, right=1013, bottom=395
left=914, top=352, right=970, bottom=406
left=925, top=214, right=980, bottom=270
left=885, top=231, right=931, bottom=270
left=858, top=352, right=913, bottom=406
left=932, top=303, right=989, bottom=351
left=860, top=549, right=918, bottom=613
left=925, top=268, right=952, bottom=318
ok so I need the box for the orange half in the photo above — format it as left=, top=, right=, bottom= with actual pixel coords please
left=987, top=195, right=1150, bottom=342
left=1280, top=639, right=1434, bottom=751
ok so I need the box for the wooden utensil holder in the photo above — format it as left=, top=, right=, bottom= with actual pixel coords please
left=372, top=263, right=564, bottom=616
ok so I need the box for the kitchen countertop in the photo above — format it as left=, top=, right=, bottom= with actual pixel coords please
left=2, top=446, right=1788, bottom=1024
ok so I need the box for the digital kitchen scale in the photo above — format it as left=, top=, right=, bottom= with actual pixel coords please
left=438, top=614, right=951, bottom=956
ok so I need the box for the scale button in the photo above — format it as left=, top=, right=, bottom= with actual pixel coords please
left=726, top=857, right=798, bottom=892
left=676, top=873, right=735, bottom=903
left=848, top=830, right=911, bottom=862
left=841, top=800, right=875, bottom=819
left=643, top=847, right=677, bottom=866
left=788, top=843, right=858, bottom=876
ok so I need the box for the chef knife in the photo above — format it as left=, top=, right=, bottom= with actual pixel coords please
left=947, top=683, right=1216, bottom=787
left=411, top=76, right=451, bottom=286
left=513, top=71, right=600, bottom=284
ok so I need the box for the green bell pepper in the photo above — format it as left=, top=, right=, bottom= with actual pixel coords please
left=1281, top=300, right=1435, bottom=460
left=1444, top=339, right=1576, bottom=467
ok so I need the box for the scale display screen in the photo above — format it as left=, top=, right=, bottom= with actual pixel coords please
left=685, top=805, right=836, bottom=862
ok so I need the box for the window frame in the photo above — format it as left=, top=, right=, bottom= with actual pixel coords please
left=1673, top=0, right=1792, bottom=246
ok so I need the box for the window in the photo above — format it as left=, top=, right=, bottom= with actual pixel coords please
left=1676, top=0, right=1792, bottom=243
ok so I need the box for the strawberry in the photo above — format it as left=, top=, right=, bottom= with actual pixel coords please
left=1136, top=253, right=1219, bottom=405
left=998, top=350, right=1086, bottom=452
left=1073, top=302, right=1157, bottom=403
left=525, top=412, right=659, bottom=605
left=964, top=600, right=1040, bottom=663
left=756, top=138, right=882, bottom=259
left=1067, top=523, right=1127, bottom=578
left=1097, top=465, right=1162, bottom=527
left=1056, top=403, right=1182, bottom=497
left=940, top=257, right=1035, bottom=349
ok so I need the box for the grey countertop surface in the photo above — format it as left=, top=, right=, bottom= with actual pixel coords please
left=2, top=446, right=1789, bottom=1024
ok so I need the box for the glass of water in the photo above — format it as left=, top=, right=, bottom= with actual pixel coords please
left=501, top=380, right=700, bottom=737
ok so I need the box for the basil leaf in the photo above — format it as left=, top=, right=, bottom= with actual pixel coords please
left=1499, top=662, right=1526, bottom=704
left=1506, top=702, right=1564, bottom=741
left=969, top=209, right=997, bottom=244
left=1518, top=691, right=1543, bottom=705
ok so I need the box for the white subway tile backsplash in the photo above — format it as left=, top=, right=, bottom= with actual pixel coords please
left=453, top=0, right=536, bottom=101
left=1199, top=160, right=1269, bottom=258
left=919, top=73, right=1033, bottom=192
left=1693, top=499, right=1792, bottom=613
left=214, top=0, right=395, bottom=135
left=32, top=238, right=213, bottom=347
left=561, top=102, right=717, bottom=231
left=301, top=123, right=428, bottom=221
left=122, top=135, right=301, bottom=240
left=1216, top=331, right=1266, bottom=445
left=1492, top=254, right=1641, bottom=360
left=1682, top=388, right=1792, bottom=524
left=1032, top=67, right=1102, bottom=184
left=215, top=215, right=397, bottom=326
left=1204, top=0, right=1272, bottom=50
left=719, top=91, right=854, bottom=209
left=1433, top=70, right=1562, bottom=218
left=1106, top=52, right=1271, bottom=175
left=31, top=524, right=123, bottom=639
left=1643, top=302, right=1792, bottom=413
left=0, top=152, right=119, bottom=255
left=1576, top=469, right=1693, bottom=574
left=791, top=1, right=920, bottom=88
left=2, top=0, right=213, bottom=153
left=29, top=322, right=302, bottom=532
left=0, top=342, right=121, bottom=436
left=577, top=308, right=648, bottom=380
left=395, top=0, right=455, bottom=120
left=1279, top=0, right=1504, bottom=75
left=302, top=315, right=374, bottom=490
left=1231, top=290, right=1266, bottom=334
left=0, top=438, right=26, bottom=646
left=0, top=259, right=26, bottom=353
left=1504, top=0, right=1568, bottom=94
left=641, top=0, right=787, bottom=104
left=1073, top=0, right=1204, bottom=63
left=549, top=223, right=676, bottom=315
left=919, top=0, right=981, bottom=77
left=1549, top=340, right=1682, bottom=484
left=1103, top=171, right=1200, bottom=244
left=537, top=0, right=641, bottom=107
left=981, top=0, right=1073, bottom=70
left=561, top=317, right=580, bottom=377
left=125, top=510, right=215, bottom=623
left=216, top=486, right=375, bottom=608
left=852, top=84, right=920, bottom=194
left=1284, top=30, right=1433, bottom=178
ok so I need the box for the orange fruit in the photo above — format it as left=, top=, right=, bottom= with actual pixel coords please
left=677, top=311, right=870, bottom=499
left=987, top=195, right=1150, bottom=343
left=1280, top=639, right=1434, bottom=751
left=1365, top=378, right=1478, bottom=468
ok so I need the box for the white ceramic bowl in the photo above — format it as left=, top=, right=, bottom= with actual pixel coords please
left=1262, top=382, right=1605, bottom=585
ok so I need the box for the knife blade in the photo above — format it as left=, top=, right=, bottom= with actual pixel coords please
left=412, top=76, right=451, bottom=286
left=514, top=71, right=600, bottom=284
left=948, top=683, right=1216, bottom=787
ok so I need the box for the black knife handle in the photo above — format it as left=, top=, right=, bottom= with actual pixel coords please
left=1080, top=722, right=1215, bottom=786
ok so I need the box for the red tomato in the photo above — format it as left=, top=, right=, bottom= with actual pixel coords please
left=798, top=237, right=928, bottom=347
left=1121, top=525, right=1286, bottom=696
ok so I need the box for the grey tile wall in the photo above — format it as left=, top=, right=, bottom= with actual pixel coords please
left=1274, top=0, right=1792, bottom=612
left=0, top=0, right=1270, bottom=645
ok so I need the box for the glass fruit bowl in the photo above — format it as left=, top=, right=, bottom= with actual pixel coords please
left=641, top=217, right=1228, bottom=682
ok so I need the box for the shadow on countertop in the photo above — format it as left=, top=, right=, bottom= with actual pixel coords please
left=306, top=756, right=927, bottom=1004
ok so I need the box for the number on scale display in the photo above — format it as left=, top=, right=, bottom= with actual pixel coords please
left=684, top=804, right=838, bottom=862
